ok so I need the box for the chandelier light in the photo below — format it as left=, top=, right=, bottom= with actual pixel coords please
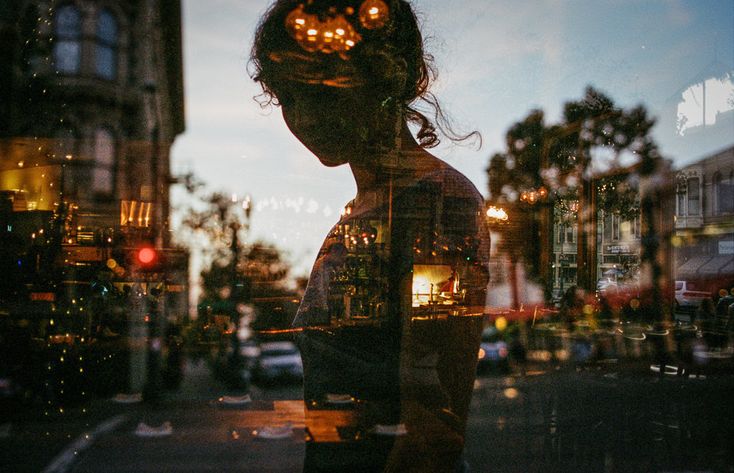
left=285, top=0, right=389, bottom=56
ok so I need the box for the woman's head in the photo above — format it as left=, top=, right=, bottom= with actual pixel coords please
left=250, top=0, right=468, bottom=153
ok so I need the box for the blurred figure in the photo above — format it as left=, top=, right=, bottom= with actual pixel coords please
left=559, top=286, right=583, bottom=331
left=694, top=297, right=716, bottom=326
left=251, top=1, right=490, bottom=470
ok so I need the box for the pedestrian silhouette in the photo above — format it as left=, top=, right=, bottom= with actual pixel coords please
left=251, top=1, right=490, bottom=470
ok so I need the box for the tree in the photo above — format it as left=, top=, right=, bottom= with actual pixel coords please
left=488, top=86, right=665, bottom=299
left=173, top=174, right=299, bottom=333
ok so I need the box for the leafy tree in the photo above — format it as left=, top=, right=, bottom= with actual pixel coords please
left=488, top=86, right=664, bottom=294
left=173, top=174, right=298, bottom=332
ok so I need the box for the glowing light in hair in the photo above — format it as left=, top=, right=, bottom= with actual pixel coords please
left=285, top=1, right=387, bottom=55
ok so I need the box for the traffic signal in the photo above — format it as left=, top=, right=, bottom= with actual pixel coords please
left=134, top=245, right=162, bottom=272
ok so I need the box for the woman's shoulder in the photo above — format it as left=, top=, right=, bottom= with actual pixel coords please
left=421, top=161, right=485, bottom=205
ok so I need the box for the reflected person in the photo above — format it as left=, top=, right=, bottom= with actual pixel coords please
left=251, top=1, right=490, bottom=471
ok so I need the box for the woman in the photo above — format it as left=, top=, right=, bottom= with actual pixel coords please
left=251, top=1, right=490, bottom=471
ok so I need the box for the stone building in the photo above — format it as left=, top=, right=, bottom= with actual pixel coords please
left=0, top=0, right=184, bottom=240
left=0, top=0, right=187, bottom=395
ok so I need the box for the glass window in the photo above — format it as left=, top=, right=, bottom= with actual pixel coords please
left=687, top=177, right=700, bottom=215
left=95, top=9, right=118, bottom=79
left=716, top=172, right=734, bottom=214
left=93, top=128, right=115, bottom=195
left=53, top=5, right=82, bottom=74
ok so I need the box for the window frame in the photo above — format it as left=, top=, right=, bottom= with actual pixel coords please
left=94, top=8, right=119, bottom=80
left=53, top=4, right=83, bottom=75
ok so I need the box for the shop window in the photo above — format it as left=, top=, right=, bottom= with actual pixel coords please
left=93, top=128, right=115, bottom=196
left=95, top=9, right=118, bottom=80
left=53, top=4, right=82, bottom=74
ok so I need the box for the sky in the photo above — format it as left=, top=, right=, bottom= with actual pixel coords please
left=171, top=0, right=734, bottom=279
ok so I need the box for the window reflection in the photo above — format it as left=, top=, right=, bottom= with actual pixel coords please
left=95, top=9, right=118, bottom=79
left=0, top=1, right=732, bottom=472
left=93, top=128, right=115, bottom=196
left=53, top=5, right=82, bottom=74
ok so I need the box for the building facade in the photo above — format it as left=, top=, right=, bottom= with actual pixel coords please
left=0, top=0, right=187, bottom=396
left=674, top=145, right=734, bottom=291
left=0, top=0, right=187, bottom=324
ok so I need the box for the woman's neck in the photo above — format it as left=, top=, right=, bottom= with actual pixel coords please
left=349, top=124, right=441, bottom=213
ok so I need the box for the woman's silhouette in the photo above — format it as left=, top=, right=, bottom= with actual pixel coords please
left=251, top=1, right=490, bottom=470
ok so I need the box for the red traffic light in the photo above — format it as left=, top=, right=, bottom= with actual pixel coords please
left=136, top=247, right=157, bottom=266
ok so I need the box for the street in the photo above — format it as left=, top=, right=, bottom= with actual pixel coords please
left=2, top=354, right=733, bottom=473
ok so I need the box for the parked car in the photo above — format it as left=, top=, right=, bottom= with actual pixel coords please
left=254, top=341, right=303, bottom=383
left=675, top=280, right=710, bottom=314
left=477, top=327, right=509, bottom=374
left=596, top=277, right=618, bottom=294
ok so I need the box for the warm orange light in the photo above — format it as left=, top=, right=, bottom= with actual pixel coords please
left=486, top=206, right=509, bottom=221
left=137, top=247, right=156, bottom=265
left=359, top=0, right=389, bottom=29
left=285, top=4, right=363, bottom=55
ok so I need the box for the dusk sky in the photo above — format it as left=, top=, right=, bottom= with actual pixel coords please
left=171, top=0, right=734, bottom=278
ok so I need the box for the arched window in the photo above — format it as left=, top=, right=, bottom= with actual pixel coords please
left=716, top=171, right=734, bottom=214
left=95, top=9, right=118, bottom=79
left=93, top=128, right=115, bottom=196
left=53, top=4, right=82, bottom=74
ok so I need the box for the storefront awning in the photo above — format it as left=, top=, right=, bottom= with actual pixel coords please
left=699, top=255, right=734, bottom=275
left=676, top=256, right=712, bottom=277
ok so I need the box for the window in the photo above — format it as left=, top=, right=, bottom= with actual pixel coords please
left=557, top=224, right=575, bottom=244
left=93, top=128, right=115, bottom=195
left=715, top=172, right=734, bottom=214
left=95, top=9, right=118, bottom=79
left=53, top=5, right=82, bottom=74
left=687, top=177, right=700, bottom=215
